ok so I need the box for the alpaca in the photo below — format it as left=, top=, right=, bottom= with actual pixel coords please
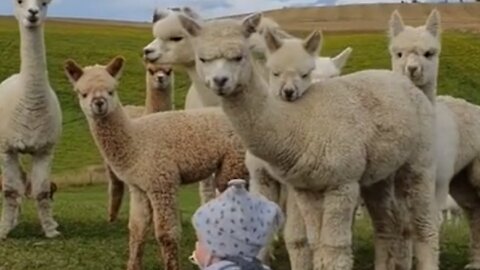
left=390, top=10, right=480, bottom=269
left=179, top=13, right=439, bottom=270
left=0, top=0, right=62, bottom=239
left=143, top=9, right=354, bottom=205
left=107, top=61, right=174, bottom=222
left=442, top=195, right=462, bottom=224
left=64, top=56, right=248, bottom=270
left=143, top=7, right=220, bottom=205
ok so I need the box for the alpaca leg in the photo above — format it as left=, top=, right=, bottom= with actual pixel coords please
left=397, top=164, right=439, bottom=270
left=199, top=176, right=216, bottom=204
left=293, top=182, right=359, bottom=270
left=362, top=178, right=412, bottom=270
left=148, top=184, right=180, bottom=270
left=284, top=186, right=313, bottom=270
left=450, top=165, right=480, bottom=269
left=30, top=152, right=59, bottom=238
left=0, top=152, right=25, bottom=239
left=127, top=186, right=152, bottom=270
left=106, top=164, right=125, bottom=222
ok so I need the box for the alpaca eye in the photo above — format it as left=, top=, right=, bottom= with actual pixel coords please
left=17, top=0, right=23, bottom=4
left=301, top=73, right=309, bottom=79
left=169, top=37, right=183, bottom=42
left=108, top=91, right=114, bottom=96
left=81, top=93, right=87, bottom=98
left=42, top=1, right=47, bottom=6
left=231, top=56, right=243, bottom=62
left=199, top=57, right=207, bottom=63
left=396, top=52, right=403, bottom=58
left=273, top=72, right=280, bottom=77
left=424, top=50, right=435, bottom=58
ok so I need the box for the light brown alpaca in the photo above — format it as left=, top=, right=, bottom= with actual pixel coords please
left=64, top=56, right=248, bottom=270
left=107, top=61, right=174, bottom=222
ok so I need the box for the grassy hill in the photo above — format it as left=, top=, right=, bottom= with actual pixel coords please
left=1, top=10, right=480, bottom=176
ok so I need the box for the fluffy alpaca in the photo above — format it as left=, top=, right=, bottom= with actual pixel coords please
left=0, top=0, right=62, bottom=239
left=143, top=10, right=353, bottom=205
left=442, top=195, right=462, bottom=224
left=143, top=7, right=220, bottom=205
left=390, top=10, right=480, bottom=269
left=107, top=61, right=174, bottom=222
left=179, top=13, right=439, bottom=270
left=64, top=56, right=248, bottom=270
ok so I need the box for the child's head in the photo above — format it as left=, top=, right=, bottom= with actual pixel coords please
left=191, top=179, right=284, bottom=268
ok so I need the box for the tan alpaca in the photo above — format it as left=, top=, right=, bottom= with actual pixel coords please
left=64, top=56, right=248, bottom=270
left=107, top=61, right=174, bottom=223
left=179, top=13, right=439, bottom=270
left=390, top=9, right=480, bottom=270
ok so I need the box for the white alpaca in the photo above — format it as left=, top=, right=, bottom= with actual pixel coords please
left=179, top=13, right=439, bottom=270
left=143, top=9, right=353, bottom=205
left=390, top=10, right=480, bottom=269
left=0, top=0, right=62, bottom=239
left=143, top=7, right=219, bottom=205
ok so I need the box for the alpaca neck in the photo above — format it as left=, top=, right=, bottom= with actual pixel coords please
left=185, top=65, right=221, bottom=107
left=220, top=61, right=282, bottom=158
left=419, top=79, right=437, bottom=105
left=88, top=105, right=137, bottom=171
left=144, top=74, right=173, bottom=114
left=19, top=24, right=49, bottom=88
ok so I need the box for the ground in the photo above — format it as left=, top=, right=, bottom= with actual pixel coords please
left=0, top=2, right=480, bottom=269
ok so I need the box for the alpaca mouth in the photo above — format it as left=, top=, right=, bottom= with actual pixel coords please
left=27, top=16, right=39, bottom=23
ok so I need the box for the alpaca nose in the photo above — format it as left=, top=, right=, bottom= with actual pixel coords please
left=213, top=77, right=229, bottom=88
left=143, top=48, right=154, bottom=56
left=94, top=99, right=105, bottom=109
left=28, top=9, right=39, bottom=16
left=407, top=66, right=418, bottom=75
left=283, top=88, right=295, bottom=98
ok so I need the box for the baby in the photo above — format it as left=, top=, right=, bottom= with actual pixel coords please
left=190, top=179, right=284, bottom=270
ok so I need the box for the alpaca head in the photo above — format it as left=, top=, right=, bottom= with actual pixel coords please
left=64, top=56, right=125, bottom=118
left=145, top=62, right=173, bottom=90
left=389, top=9, right=441, bottom=88
left=143, top=7, right=201, bottom=66
left=248, top=17, right=293, bottom=55
left=312, top=47, right=352, bottom=83
left=178, top=13, right=262, bottom=97
left=14, top=0, right=52, bottom=29
left=264, top=28, right=322, bottom=102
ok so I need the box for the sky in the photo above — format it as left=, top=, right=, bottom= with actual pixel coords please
left=0, top=0, right=473, bottom=22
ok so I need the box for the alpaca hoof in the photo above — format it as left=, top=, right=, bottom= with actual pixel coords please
left=45, top=229, right=61, bottom=238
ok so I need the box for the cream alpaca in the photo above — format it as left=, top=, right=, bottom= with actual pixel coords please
left=143, top=7, right=219, bottom=205
left=64, top=56, right=248, bottom=270
left=0, top=0, right=62, bottom=239
left=179, top=13, right=439, bottom=270
left=143, top=10, right=353, bottom=204
left=390, top=10, right=480, bottom=269
left=107, top=61, right=174, bottom=223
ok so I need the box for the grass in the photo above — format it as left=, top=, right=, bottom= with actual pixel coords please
left=1, top=17, right=480, bottom=270
left=0, top=184, right=474, bottom=270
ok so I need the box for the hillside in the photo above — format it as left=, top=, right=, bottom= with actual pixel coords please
left=265, top=2, right=480, bottom=33
left=0, top=3, right=480, bottom=177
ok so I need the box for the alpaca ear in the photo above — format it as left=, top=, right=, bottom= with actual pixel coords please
left=332, top=47, right=352, bottom=71
left=303, top=30, right=322, bottom=56
left=64, top=59, right=84, bottom=84
left=153, top=8, right=169, bottom=23
left=106, top=56, right=125, bottom=79
left=264, top=28, right=283, bottom=53
left=389, top=10, right=405, bottom=38
left=425, top=9, right=441, bottom=37
left=242, top=13, right=262, bottom=37
left=182, top=6, right=201, bottom=20
left=178, top=14, right=202, bottom=37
